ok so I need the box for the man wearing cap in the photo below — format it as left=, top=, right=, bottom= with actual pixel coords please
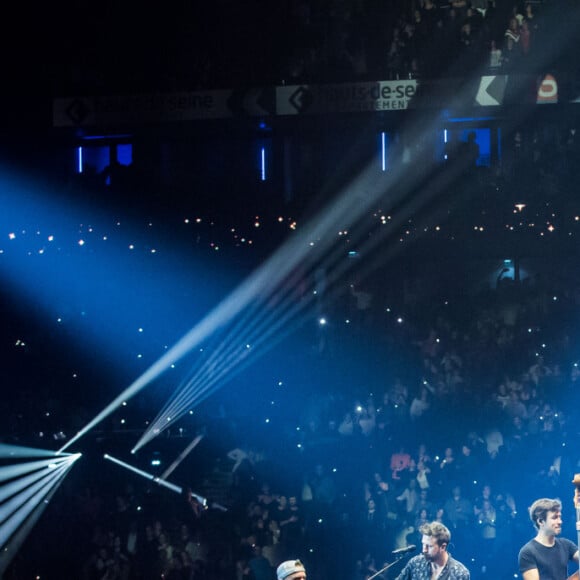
left=395, top=522, right=470, bottom=579
left=276, top=559, right=307, bottom=580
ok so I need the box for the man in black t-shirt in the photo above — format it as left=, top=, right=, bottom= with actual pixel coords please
left=518, top=497, right=579, bottom=580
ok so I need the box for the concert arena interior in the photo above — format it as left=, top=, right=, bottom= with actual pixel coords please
left=2, top=1, right=580, bottom=579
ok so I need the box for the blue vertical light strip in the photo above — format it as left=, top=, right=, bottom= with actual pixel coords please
left=77, top=147, right=83, bottom=174
left=381, top=132, right=387, bottom=172
left=443, top=129, right=449, bottom=160
left=260, top=147, right=266, bottom=181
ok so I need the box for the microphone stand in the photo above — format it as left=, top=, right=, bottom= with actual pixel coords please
left=573, top=474, right=580, bottom=579
left=367, top=552, right=410, bottom=580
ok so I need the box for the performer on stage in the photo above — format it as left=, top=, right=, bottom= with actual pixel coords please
left=394, top=522, right=470, bottom=579
left=518, top=497, right=579, bottom=580
left=276, top=559, right=307, bottom=580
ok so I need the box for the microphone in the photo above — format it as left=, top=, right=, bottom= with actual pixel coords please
left=392, top=545, right=417, bottom=555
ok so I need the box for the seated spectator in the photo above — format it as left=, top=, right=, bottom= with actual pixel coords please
left=489, top=39, right=503, bottom=69
left=248, top=545, right=274, bottom=580
left=390, top=445, right=412, bottom=481
left=409, top=386, right=432, bottom=421
left=356, top=496, right=389, bottom=563
left=415, top=442, right=433, bottom=467
left=503, top=17, right=521, bottom=68
left=443, top=486, right=473, bottom=531
left=437, top=447, right=457, bottom=486
left=396, top=478, right=420, bottom=523
left=280, top=496, right=303, bottom=552
left=257, top=482, right=278, bottom=511
left=415, top=489, right=435, bottom=519
left=415, top=459, right=432, bottom=490
left=519, top=19, right=531, bottom=56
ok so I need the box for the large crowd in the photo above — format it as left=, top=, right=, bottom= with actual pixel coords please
left=3, top=2, right=580, bottom=576
left=4, top=195, right=580, bottom=579
left=42, top=0, right=579, bottom=96
left=279, top=0, right=561, bottom=84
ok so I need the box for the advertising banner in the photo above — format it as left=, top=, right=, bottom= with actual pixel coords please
left=53, top=91, right=233, bottom=127
left=276, top=80, right=418, bottom=116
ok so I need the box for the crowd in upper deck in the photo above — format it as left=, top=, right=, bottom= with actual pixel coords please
left=43, top=0, right=578, bottom=97
left=280, top=0, right=552, bottom=84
